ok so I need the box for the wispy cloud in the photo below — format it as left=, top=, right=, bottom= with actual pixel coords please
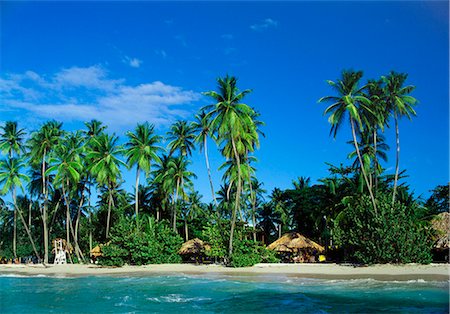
left=221, top=34, right=234, bottom=40
left=155, top=49, right=168, bottom=59
left=174, top=35, right=188, bottom=47
left=250, top=18, right=278, bottom=31
left=0, top=66, right=200, bottom=130
left=122, top=56, right=142, bottom=68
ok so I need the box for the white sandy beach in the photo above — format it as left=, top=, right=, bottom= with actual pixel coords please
left=1, top=263, right=448, bottom=281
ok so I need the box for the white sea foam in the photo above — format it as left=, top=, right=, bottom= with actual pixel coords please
left=146, top=294, right=211, bottom=303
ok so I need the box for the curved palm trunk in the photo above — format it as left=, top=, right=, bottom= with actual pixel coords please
left=13, top=195, right=40, bottom=261
left=392, top=114, right=400, bottom=205
left=228, top=136, right=242, bottom=258
left=135, top=167, right=140, bottom=222
left=204, top=137, right=218, bottom=206
left=247, top=170, right=257, bottom=242
left=350, top=118, right=378, bottom=214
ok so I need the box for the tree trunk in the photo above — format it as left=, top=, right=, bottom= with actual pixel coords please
left=204, top=137, right=218, bottom=206
left=350, top=118, right=378, bottom=214
left=184, top=218, right=189, bottom=241
left=373, top=129, right=378, bottom=194
left=41, top=149, right=49, bottom=264
left=13, top=200, right=17, bottom=259
left=278, top=224, right=282, bottom=239
left=28, top=202, right=32, bottom=228
left=13, top=191, right=41, bottom=262
left=228, top=136, right=242, bottom=258
left=135, top=166, right=140, bottom=222
left=392, top=114, right=400, bottom=205
left=172, top=178, right=180, bottom=233
left=106, top=186, right=113, bottom=239
left=88, top=183, right=92, bottom=252
left=247, top=172, right=257, bottom=242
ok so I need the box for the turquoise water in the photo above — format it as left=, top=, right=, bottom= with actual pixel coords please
left=1, top=274, right=448, bottom=313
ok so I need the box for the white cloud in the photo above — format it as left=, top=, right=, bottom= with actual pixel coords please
left=0, top=66, right=200, bottom=130
left=250, top=18, right=278, bottom=31
left=122, top=56, right=143, bottom=68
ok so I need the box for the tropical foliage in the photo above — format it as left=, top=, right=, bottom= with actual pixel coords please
left=0, top=72, right=445, bottom=267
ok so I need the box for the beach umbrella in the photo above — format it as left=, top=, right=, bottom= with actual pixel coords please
left=431, top=212, right=450, bottom=250
left=267, top=232, right=325, bottom=253
left=178, top=238, right=211, bottom=255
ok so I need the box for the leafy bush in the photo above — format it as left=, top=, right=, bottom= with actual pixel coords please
left=99, top=216, right=183, bottom=266
left=230, top=239, right=279, bottom=267
left=334, top=193, right=432, bottom=264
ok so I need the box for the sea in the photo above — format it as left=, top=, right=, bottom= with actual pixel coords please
left=1, top=274, right=448, bottom=313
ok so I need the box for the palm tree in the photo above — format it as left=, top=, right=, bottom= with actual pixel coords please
left=125, top=122, right=162, bottom=221
left=87, top=133, right=125, bottom=238
left=192, top=111, right=218, bottom=205
left=0, top=121, right=26, bottom=159
left=83, top=119, right=106, bottom=251
left=202, top=75, right=258, bottom=257
left=0, top=157, right=40, bottom=260
left=319, top=70, right=378, bottom=213
left=28, top=120, right=63, bottom=264
left=46, top=132, right=85, bottom=262
left=382, top=71, right=418, bottom=204
left=165, top=156, right=196, bottom=232
left=0, top=121, right=27, bottom=258
left=167, top=120, right=196, bottom=157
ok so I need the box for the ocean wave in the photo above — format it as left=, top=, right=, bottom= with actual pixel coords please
left=146, top=294, right=212, bottom=303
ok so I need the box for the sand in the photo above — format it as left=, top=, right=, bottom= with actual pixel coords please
left=1, top=263, right=448, bottom=281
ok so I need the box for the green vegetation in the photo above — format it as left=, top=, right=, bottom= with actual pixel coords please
left=0, top=72, right=447, bottom=267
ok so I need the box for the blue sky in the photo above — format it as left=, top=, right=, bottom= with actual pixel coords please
left=1, top=1, right=448, bottom=202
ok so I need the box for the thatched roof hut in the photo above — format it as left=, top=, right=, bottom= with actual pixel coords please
left=178, top=238, right=211, bottom=255
left=431, top=212, right=450, bottom=250
left=90, top=245, right=103, bottom=257
left=267, top=232, right=325, bottom=253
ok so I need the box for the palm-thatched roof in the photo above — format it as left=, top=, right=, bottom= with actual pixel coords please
left=90, top=245, right=103, bottom=257
left=178, top=238, right=211, bottom=255
left=431, top=212, right=450, bottom=250
left=267, top=232, right=325, bottom=253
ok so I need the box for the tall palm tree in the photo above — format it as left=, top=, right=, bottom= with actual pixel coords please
left=125, top=122, right=162, bottom=221
left=46, top=132, right=85, bottom=262
left=192, top=111, right=218, bottom=206
left=87, top=133, right=125, bottom=238
left=167, top=120, right=196, bottom=157
left=28, top=120, right=63, bottom=264
left=202, top=75, right=258, bottom=257
left=0, top=121, right=26, bottom=258
left=0, top=158, right=40, bottom=260
left=82, top=120, right=106, bottom=251
left=319, top=70, right=378, bottom=213
left=165, top=156, right=196, bottom=232
left=382, top=71, right=418, bottom=204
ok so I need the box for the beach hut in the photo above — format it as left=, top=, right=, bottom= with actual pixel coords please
left=178, top=238, right=211, bottom=263
left=267, top=232, right=325, bottom=263
left=431, top=212, right=449, bottom=262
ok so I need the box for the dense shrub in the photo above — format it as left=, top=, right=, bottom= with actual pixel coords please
left=334, top=193, right=432, bottom=264
left=99, top=216, right=183, bottom=266
left=230, top=239, right=279, bottom=267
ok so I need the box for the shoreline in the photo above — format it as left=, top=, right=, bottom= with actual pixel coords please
left=1, top=263, right=448, bottom=281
